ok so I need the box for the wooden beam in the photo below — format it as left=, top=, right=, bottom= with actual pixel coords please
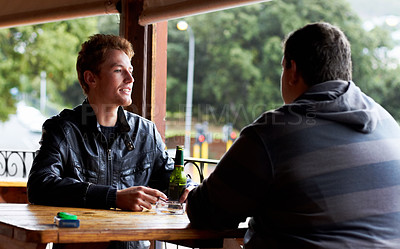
left=150, top=21, right=168, bottom=140
left=0, top=0, right=270, bottom=29
left=119, top=0, right=168, bottom=139
left=139, top=0, right=271, bottom=25
left=0, top=0, right=119, bottom=28
left=119, top=0, right=150, bottom=119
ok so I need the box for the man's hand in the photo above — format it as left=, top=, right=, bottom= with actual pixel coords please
left=179, top=185, right=196, bottom=203
left=116, top=186, right=167, bottom=211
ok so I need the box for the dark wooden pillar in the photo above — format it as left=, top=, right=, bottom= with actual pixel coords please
left=119, top=0, right=150, bottom=118
left=119, top=0, right=168, bottom=140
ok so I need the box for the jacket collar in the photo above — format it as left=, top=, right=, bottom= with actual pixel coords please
left=80, top=99, right=131, bottom=133
left=80, top=99, right=134, bottom=150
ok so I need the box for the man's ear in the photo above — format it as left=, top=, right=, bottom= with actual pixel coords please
left=289, top=60, right=300, bottom=86
left=84, top=70, right=96, bottom=89
left=290, top=60, right=309, bottom=94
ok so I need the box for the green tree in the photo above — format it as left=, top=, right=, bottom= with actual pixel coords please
left=19, top=18, right=98, bottom=108
left=0, top=29, right=21, bottom=120
left=0, top=17, right=103, bottom=121
left=167, top=0, right=400, bottom=129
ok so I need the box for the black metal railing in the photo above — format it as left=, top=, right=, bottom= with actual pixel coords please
left=184, top=157, right=219, bottom=182
left=0, top=150, right=36, bottom=179
left=0, top=150, right=218, bottom=182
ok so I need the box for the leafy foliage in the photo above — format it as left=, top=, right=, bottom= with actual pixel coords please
left=1, top=2, right=399, bottom=128
left=0, top=15, right=120, bottom=121
left=167, top=0, right=400, bottom=129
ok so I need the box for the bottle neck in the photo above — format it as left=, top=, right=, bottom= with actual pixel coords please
left=175, top=148, right=184, bottom=166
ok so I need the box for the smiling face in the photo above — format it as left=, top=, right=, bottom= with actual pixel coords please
left=86, top=49, right=134, bottom=108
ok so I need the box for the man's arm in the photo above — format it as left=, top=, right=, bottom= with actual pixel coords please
left=27, top=119, right=95, bottom=207
left=186, top=127, right=273, bottom=229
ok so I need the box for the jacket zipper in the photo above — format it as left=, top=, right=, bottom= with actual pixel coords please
left=107, top=148, right=112, bottom=185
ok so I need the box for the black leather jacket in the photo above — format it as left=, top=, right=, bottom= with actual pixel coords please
left=27, top=101, right=174, bottom=209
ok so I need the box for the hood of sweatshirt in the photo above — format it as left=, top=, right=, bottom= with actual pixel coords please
left=287, top=80, right=379, bottom=133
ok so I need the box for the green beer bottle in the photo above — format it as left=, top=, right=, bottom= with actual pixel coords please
left=168, top=145, right=187, bottom=201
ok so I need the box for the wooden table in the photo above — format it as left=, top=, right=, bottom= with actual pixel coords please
left=0, top=181, right=28, bottom=203
left=0, top=203, right=246, bottom=249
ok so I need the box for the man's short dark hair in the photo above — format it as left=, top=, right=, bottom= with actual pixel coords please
left=283, top=22, right=352, bottom=86
left=76, top=34, right=134, bottom=95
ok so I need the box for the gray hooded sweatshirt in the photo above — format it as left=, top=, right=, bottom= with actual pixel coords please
left=187, top=80, right=400, bottom=249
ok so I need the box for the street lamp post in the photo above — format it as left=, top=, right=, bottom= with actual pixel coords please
left=177, top=21, right=195, bottom=156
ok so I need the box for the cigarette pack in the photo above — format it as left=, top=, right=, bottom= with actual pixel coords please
left=54, top=216, right=80, bottom=228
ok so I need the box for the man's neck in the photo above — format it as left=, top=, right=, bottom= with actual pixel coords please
left=97, top=109, right=118, bottom=127
left=87, top=98, right=119, bottom=127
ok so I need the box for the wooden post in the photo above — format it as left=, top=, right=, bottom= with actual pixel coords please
left=150, top=21, right=168, bottom=140
left=119, top=0, right=149, bottom=118
left=119, top=0, right=168, bottom=140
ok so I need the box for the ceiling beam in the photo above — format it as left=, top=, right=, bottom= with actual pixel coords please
left=0, top=0, right=119, bottom=28
left=139, top=0, right=271, bottom=25
left=0, top=0, right=271, bottom=28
